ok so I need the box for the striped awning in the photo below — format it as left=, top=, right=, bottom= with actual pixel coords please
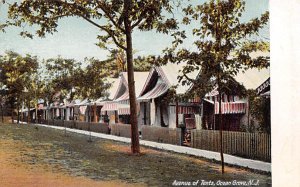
left=214, top=102, right=247, bottom=114
left=100, top=102, right=130, bottom=115
left=101, top=102, right=118, bottom=112
left=169, top=106, right=199, bottom=114
left=118, top=104, right=130, bottom=115
left=138, top=83, right=168, bottom=101
left=100, top=101, right=139, bottom=116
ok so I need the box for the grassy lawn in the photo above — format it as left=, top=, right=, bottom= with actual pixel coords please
left=0, top=123, right=271, bottom=187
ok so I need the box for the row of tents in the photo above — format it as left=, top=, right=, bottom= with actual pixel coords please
left=20, top=62, right=270, bottom=132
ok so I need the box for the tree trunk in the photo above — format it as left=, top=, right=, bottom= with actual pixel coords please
left=1, top=106, right=3, bottom=123
left=35, top=105, right=38, bottom=124
left=47, top=108, right=49, bottom=125
left=124, top=0, right=140, bottom=154
left=176, top=100, right=178, bottom=128
left=27, top=102, right=30, bottom=124
left=88, top=106, right=92, bottom=142
left=215, top=1, right=224, bottom=173
left=217, top=86, right=224, bottom=174
left=17, top=104, right=20, bottom=124
left=93, top=103, right=97, bottom=122
left=21, top=106, right=23, bottom=122
left=247, top=98, right=250, bottom=132
left=11, top=102, right=14, bottom=124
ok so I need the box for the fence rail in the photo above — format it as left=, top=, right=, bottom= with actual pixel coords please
left=141, top=126, right=182, bottom=145
left=110, top=123, right=132, bottom=138
left=191, top=130, right=271, bottom=162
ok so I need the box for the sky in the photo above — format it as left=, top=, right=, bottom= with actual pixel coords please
left=0, top=0, right=269, bottom=62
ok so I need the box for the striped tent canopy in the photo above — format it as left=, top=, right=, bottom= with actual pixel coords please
left=101, top=101, right=139, bottom=116
left=214, top=102, right=247, bottom=114
left=204, top=94, right=247, bottom=114
left=169, top=105, right=199, bottom=114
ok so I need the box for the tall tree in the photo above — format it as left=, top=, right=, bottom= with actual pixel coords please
left=44, top=57, right=81, bottom=104
left=165, top=0, right=269, bottom=173
left=0, top=51, right=39, bottom=123
left=7, top=0, right=178, bottom=154
left=75, top=58, right=111, bottom=100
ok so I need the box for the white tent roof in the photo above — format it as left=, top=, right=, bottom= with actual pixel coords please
left=91, top=78, right=119, bottom=105
left=120, top=72, right=148, bottom=96
left=235, top=68, right=270, bottom=90
left=106, top=78, right=119, bottom=100
left=158, top=62, right=269, bottom=96
left=138, top=63, right=198, bottom=100
left=114, top=72, right=148, bottom=101
left=159, top=63, right=198, bottom=94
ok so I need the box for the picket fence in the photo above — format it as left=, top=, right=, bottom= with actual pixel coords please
left=191, top=130, right=271, bottom=162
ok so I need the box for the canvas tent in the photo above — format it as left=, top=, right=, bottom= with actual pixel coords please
left=138, top=63, right=200, bottom=129
left=100, top=72, right=148, bottom=124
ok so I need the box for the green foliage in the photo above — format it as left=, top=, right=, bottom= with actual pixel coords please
left=133, top=55, right=157, bottom=72
left=43, top=57, right=81, bottom=103
left=6, top=0, right=178, bottom=51
left=73, top=58, right=111, bottom=100
left=164, top=0, right=269, bottom=98
left=247, top=89, right=270, bottom=133
left=0, top=23, right=7, bottom=32
left=0, top=51, right=39, bottom=111
left=103, top=49, right=158, bottom=77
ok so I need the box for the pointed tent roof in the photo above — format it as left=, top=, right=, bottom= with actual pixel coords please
left=235, top=51, right=270, bottom=90
left=106, top=78, right=119, bottom=100
left=235, top=68, right=270, bottom=90
left=159, top=63, right=198, bottom=94
left=113, top=72, right=148, bottom=101
left=139, top=61, right=269, bottom=101
left=205, top=67, right=270, bottom=97
left=139, top=63, right=198, bottom=100
left=92, top=78, right=119, bottom=105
